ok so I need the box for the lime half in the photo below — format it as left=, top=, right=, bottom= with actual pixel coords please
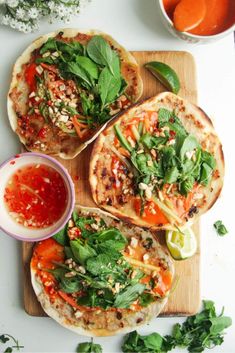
left=145, top=61, right=180, bottom=94
left=166, top=227, right=197, bottom=260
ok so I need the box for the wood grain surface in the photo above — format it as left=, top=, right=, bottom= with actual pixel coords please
left=22, top=50, right=200, bottom=317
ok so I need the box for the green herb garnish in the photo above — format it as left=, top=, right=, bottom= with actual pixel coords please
left=0, top=334, right=24, bottom=352
left=52, top=212, right=157, bottom=310
left=37, top=35, right=127, bottom=128
left=122, top=300, right=232, bottom=352
left=114, top=108, right=216, bottom=215
left=213, top=221, right=228, bottom=236
left=77, top=340, right=102, bottom=353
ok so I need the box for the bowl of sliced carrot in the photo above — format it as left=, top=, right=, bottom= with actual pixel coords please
left=158, top=0, right=235, bottom=43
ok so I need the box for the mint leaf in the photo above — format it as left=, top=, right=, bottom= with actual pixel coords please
left=213, top=221, right=228, bottom=236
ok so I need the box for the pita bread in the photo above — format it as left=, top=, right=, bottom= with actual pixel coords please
left=89, top=92, right=224, bottom=231
left=8, top=29, right=143, bottom=159
left=31, top=205, right=174, bottom=337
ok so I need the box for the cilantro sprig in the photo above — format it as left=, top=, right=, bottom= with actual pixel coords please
left=213, top=220, right=228, bottom=236
left=0, top=334, right=24, bottom=353
left=122, top=300, right=232, bottom=352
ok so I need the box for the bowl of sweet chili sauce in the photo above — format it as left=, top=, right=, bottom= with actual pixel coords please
left=157, top=0, right=235, bottom=43
left=0, top=153, right=75, bottom=241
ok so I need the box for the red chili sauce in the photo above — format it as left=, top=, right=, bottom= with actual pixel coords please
left=4, top=164, right=68, bottom=228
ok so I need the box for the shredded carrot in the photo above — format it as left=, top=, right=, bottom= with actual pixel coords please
left=72, top=116, right=89, bottom=139
left=58, top=291, right=82, bottom=310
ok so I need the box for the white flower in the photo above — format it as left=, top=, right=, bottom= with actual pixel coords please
left=47, top=1, right=56, bottom=11
left=1, top=14, right=11, bottom=25
left=63, top=16, right=71, bottom=24
left=16, top=7, right=25, bottom=19
left=55, top=4, right=67, bottom=17
left=6, top=0, right=19, bottom=7
left=23, top=23, right=33, bottom=33
left=9, top=18, right=19, bottom=28
left=17, top=21, right=26, bottom=32
left=28, top=7, right=39, bottom=19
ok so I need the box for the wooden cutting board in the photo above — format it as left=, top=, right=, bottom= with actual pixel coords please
left=22, top=51, right=200, bottom=317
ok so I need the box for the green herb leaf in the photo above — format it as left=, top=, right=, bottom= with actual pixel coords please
left=164, top=166, right=179, bottom=184
left=179, top=134, right=199, bottom=161
left=76, top=56, right=99, bottom=79
left=70, top=240, right=97, bottom=265
left=65, top=62, right=95, bottom=87
left=59, top=276, right=82, bottom=294
left=139, top=292, right=155, bottom=307
left=53, top=224, right=69, bottom=246
left=40, top=37, right=57, bottom=54
left=200, top=162, right=213, bottom=186
left=179, top=175, right=195, bottom=195
left=98, top=67, right=122, bottom=107
left=87, top=35, right=117, bottom=76
left=122, top=300, right=232, bottom=353
left=77, top=341, right=102, bottom=353
left=213, top=220, right=228, bottom=236
left=114, top=283, right=145, bottom=308
left=0, top=335, right=9, bottom=344
left=140, top=133, right=167, bottom=149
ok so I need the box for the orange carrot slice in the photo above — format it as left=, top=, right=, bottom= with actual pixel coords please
left=173, top=0, right=206, bottom=32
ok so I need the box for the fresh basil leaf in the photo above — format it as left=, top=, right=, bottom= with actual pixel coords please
left=57, top=40, right=84, bottom=59
left=36, top=56, right=55, bottom=65
left=53, top=224, right=69, bottom=246
left=65, top=62, right=94, bottom=87
left=70, top=240, right=97, bottom=265
left=179, top=176, right=195, bottom=195
left=86, top=254, right=113, bottom=276
left=0, top=335, right=9, bottom=344
left=87, top=35, right=117, bottom=75
left=80, top=92, right=92, bottom=116
left=76, top=56, right=99, bottom=79
left=140, top=133, right=167, bottom=149
left=182, top=159, right=195, bottom=175
left=139, top=292, right=155, bottom=307
left=158, top=108, right=172, bottom=124
left=213, top=220, right=228, bottom=236
left=47, top=268, right=67, bottom=281
left=40, top=37, right=57, bottom=54
left=59, top=276, right=82, bottom=294
left=114, top=283, right=145, bottom=308
left=77, top=341, right=102, bottom=353
left=200, top=162, right=213, bottom=186
left=96, top=228, right=127, bottom=244
left=144, top=333, right=163, bottom=350
left=201, top=150, right=216, bottom=170
left=3, top=344, right=12, bottom=353
left=179, top=134, right=199, bottom=161
left=209, top=317, right=232, bottom=335
left=164, top=166, right=179, bottom=183
left=98, top=67, right=122, bottom=107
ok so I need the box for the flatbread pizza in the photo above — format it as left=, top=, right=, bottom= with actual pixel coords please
left=89, top=92, right=224, bottom=231
left=31, top=206, right=174, bottom=336
left=8, top=29, right=143, bottom=159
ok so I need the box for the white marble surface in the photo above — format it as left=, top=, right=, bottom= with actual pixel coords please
left=0, top=0, right=235, bottom=352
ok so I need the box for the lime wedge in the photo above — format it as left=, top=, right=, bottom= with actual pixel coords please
left=145, top=61, right=180, bottom=94
left=166, top=227, right=197, bottom=260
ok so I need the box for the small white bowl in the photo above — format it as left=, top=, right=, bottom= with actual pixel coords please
left=157, top=0, right=235, bottom=44
left=0, top=153, right=75, bottom=242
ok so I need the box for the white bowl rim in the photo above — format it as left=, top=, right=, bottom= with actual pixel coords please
left=0, top=152, right=75, bottom=242
left=158, top=0, right=235, bottom=40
